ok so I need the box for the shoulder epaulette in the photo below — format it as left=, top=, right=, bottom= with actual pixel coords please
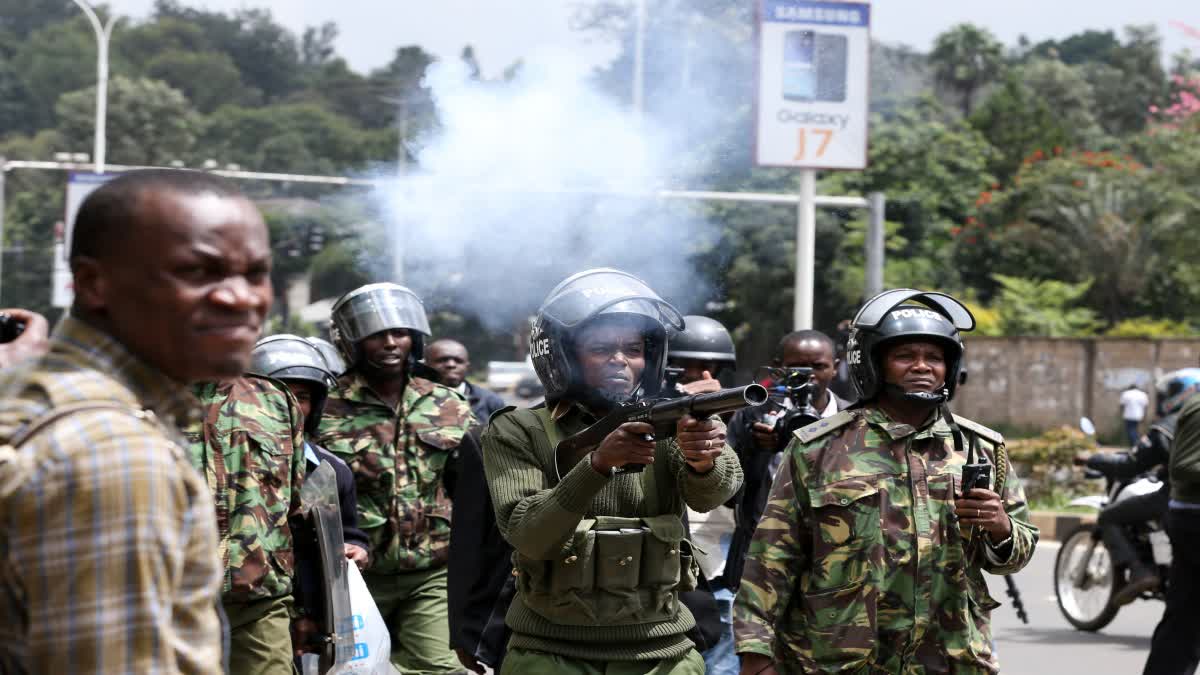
left=795, top=410, right=857, bottom=444
left=953, top=415, right=1004, bottom=446
left=488, top=405, right=519, bottom=425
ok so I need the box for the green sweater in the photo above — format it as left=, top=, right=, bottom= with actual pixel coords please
left=1171, top=396, right=1200, bottom=504
left=481, top=402, right=743, bottom=661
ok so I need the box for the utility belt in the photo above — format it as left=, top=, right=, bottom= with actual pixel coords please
left=514, top=514, right=700, bottom=626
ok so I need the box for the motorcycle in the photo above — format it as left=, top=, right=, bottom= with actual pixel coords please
left=1053, top=417, right=1171, bottom=631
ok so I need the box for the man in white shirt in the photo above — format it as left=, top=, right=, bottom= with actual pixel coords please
left=1121, top=383, right=1150, bottom=447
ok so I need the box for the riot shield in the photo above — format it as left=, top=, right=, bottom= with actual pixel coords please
left=300, top=461, right=356, bottom=672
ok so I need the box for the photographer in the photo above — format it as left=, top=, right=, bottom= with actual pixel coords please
left=0, top=308, right=49, bottom=368
left=720, top=330, right=849, bottom=598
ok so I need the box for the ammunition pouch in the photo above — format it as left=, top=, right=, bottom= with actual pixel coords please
left=514, top=514, right=700, bottom=626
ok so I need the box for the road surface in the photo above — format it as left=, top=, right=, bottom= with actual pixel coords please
left=987, top=542, right=1159, bottom=674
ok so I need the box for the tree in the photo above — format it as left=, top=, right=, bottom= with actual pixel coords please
left=152, top=2, right=302, bottom=101
left=199, top=102, right=381, bottom=173
left=970, top=73, right=1071, bottom=181
left=0, top=0, right=76, bottom=43
left=56, top=76, right=200, bottom=165
left=929, top=23, right=1006, bottom=116
left=1017, top=57, right=1104, bottom=145
left=143, top=50, right=248, bottom=113
left=10, top=16, right=118, bottom=131
left=300, top=22, right=338, bottom=69
left=989, top=275, right=1100, bottom=336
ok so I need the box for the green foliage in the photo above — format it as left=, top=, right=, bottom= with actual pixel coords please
left=56, top=77, right=200, bottom=165
left=989, top=274, right=1101, bottom=336
left=1007, top=425, right=1095, bottom=504
left=929, top=23, right=1006, bottom=116
left=1105, top=317, right=1196, bottom=337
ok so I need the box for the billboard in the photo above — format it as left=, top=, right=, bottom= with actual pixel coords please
left=755, top=0, right=871, bottom=169
left=53, top=172, right=116, bottom=307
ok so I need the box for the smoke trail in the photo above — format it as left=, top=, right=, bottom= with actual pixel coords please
left=368, top=49, right=720, bottom=332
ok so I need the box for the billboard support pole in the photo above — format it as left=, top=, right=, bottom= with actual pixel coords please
left=794, top=168, right=817, bottom=330
left=865, top=191, right=886, bottom=297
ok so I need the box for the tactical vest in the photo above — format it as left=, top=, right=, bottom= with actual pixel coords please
left=512, top=407, right=700, bottom=626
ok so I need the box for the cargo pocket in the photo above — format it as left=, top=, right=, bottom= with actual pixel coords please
left=594, top=528, right=645, bottom=622
left=806, top=475, right=883, bottom=592
left=802, top=579, right=878, bottom=670
left=962, top=576, right=1000, bottom=667
left=640, top=514, right=685, bottom=588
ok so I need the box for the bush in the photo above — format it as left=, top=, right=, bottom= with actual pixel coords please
left=1007, top=425, right=1095, bottom=505
left=1105, top=316, right=1195, bottom=338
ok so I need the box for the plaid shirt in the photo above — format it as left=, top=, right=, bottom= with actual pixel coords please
left=0, top=316, right=223, bottom=674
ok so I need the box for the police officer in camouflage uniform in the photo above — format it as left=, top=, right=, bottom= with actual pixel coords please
left=186, top=374, right=308, bottom=674
left=482, top=269, right=743, bottom=675
left=734, top=289, right=1039, bottom=675
left=318, top=283, right=475, bottom=674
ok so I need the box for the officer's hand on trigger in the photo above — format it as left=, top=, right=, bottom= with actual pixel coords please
left=676, top=414, right=724, bottom=473
left=591, top=422, right=657, bottom=474
left=677, top=370, right=722, bottom=396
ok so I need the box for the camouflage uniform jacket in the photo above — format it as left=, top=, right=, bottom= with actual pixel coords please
left=317, top=372, right=472, bottom=574
left=185, top=375, right=307, bottom=605
left=734, top=406, right=1038, bottom=674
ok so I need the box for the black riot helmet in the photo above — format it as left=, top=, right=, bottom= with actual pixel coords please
left=248, top=334, right=337, bottom=434
left=530, top=268, right=685, bottom=404
left=846, top=289, right=975, bottom=404
left=306, top=336, right=346, bottom=377
left=668, top=315, right=737, bottom=368
left=330, top=283, right=432, bottom=370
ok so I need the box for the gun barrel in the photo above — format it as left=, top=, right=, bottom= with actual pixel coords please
left=648, top=384, right=768, bottom=423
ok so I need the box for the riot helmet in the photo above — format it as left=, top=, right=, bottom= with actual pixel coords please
left=306, top=336, right=346, bottom=377
left=330, top=283, right=432, bottom=369
left=846, top=289, right=975, bottom=404
left=248, top=334, right=337, bottom=433
left=530, top=268, right=684, bottom=404
left=668, top=316, right=737, bottom=366
left=1155, top=368, right=1200, bottom=417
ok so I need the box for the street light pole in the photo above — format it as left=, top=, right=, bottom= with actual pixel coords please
left=632, top=0, right=647, bottom=120
left=72, top=0, right=120, bottom=174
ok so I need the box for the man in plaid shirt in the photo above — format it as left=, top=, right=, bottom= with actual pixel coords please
left=0, top=169, right=274, bottom=674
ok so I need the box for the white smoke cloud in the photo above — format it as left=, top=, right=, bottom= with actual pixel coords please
left=368, top=47, right=720, bottom=332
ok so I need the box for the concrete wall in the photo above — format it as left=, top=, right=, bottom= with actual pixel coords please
left=954, top=337, right=1200, bottom=437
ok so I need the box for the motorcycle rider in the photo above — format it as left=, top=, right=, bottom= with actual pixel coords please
left=1073, top=370, right=1199, bottom=607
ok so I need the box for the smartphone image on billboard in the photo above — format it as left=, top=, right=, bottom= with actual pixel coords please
left=782, top=30, right=817, bottom=101
left=782, top=31, right=848, bottom=102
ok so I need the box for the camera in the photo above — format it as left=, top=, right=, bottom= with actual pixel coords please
left=0, top=313, right=26, bottom=344
left=758, top=366, right=822, bottom=447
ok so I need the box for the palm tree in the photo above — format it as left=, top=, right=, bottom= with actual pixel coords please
left=929, top=24, right=1006, bottom=117
left=1030, top=174, right=1185, bottom=323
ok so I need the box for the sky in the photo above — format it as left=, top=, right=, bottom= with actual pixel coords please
left=103, top=1, right=1198, bottom=78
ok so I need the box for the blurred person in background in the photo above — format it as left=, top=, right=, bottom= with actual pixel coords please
left=428, top=338, right=506, bottom=424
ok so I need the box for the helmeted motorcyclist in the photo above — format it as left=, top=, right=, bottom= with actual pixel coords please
left=1076, top=368, right=1200, bottom=606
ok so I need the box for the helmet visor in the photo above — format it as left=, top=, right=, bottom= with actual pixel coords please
left=854, top=289, right=975, bottom=331
left=332, top=284, right=432, bottom=344
left=541, top=269, right=684, bottom=332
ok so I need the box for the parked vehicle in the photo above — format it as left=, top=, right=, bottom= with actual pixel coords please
left=1053, top=417, right=1170, bottom=631
left=486, top=359, right=536, bottom=394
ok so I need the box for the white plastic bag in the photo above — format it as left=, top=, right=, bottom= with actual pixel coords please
left=328, top=563, right=398, bottom=675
